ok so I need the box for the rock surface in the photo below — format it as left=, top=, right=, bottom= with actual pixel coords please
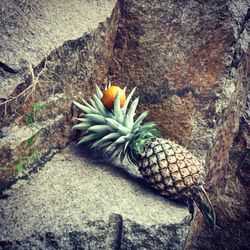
left=0, top=0, right=116, bottom=98
left=1, top=0, right=250, bottom=249
left=0, top=145, right=189, bottom=249
left=107, top=0, right=250, bottom=249
left=0, top=0, right=119, bottom=187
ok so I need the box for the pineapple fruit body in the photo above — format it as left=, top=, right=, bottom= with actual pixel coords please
left=138, top=137, right=204, bottom=200
left=73, top=85, right=216, bottom=227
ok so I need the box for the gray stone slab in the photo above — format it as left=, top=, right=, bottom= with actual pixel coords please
left=0, top=0, right=116, bottom=98
left=0, top=144, right=189, bottom=249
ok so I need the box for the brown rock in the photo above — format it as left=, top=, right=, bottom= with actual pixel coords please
left=107, top=0, right=250, bottom=249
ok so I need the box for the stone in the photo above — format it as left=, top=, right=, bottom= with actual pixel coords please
left=1, top=0, right=250, bottom=249
left=0, top=0, right=119, bottom=187
left=185, top=85, right=250, bottom=250
left=105, top=213, right=123, bottom=249
left=107, top=0, right=250, bottom=249
left=0, top=0, right=116, bottom=98
left=0, top=145, right=189, bottom=249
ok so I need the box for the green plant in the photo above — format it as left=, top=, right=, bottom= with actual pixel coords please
left=26, top=102, right=44, bottom=125
left=17, top=102, right=44, bottom=176
left=17, top=132, right=41, bottom=176
left=27, top=133, right=37, bottom=147
left=17, top=163, right=23, bottom=174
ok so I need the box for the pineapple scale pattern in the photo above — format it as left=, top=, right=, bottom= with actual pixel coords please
left=138, top=137, right=204, bottom=200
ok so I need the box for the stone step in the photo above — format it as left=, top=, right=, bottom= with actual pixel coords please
left=0, top=0, right=120, bottom=187
left=0, top=105, right=69, bottom=188
left=0, top=0, right=117, bottom=97
left=0, top=145, right=190, bottom=250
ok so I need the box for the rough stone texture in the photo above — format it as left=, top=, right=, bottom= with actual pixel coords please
left=0, top=0, right=116, bottom=98
left=1, top=0, right=250, bottom=249
left=0, top=0, right=118, bottom=187
left=107, top=0, right=250, bottom=249
left=185, top=61, right=250, bottom=250
left=105, top=213, right=123, bottom=249
left=0, top=145, right=189, bottom=249
left=108, top=0, right=236, bottom=147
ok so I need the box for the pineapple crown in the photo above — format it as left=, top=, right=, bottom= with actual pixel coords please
left=73, top=85, right=159, bottom=163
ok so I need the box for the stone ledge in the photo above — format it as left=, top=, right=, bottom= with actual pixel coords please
left=0, top=144, right=189, bottom=249
left=0, top=0, right=120, bottom=186
left=0, top=0, right=116, bottom=72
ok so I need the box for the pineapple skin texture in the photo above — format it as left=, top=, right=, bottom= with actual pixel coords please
left=138, top=137, right=205, bottom=200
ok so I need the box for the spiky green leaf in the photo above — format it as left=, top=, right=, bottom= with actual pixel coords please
left=95, top=85, right=103, bottom=99
left=109, top=144, right=124, bottom=160
left=123, top=140, right=130, bottom=154
left=150, top=129, right=161, bottom=137
left=85, top=114, right=106, bottom=124
left=124, top=97, right=139, bottom=128
left=82, top=99, right=95, bottom=110
left=92, top=94, right=110, bottom=116
left=140, top=121, right=157, bottom=131
left=90, top=98, right=99, bottom=110
left=114, top=134, right=132, bottom=145
left=73, top=122, right=93, bottom=130
left=105, top=118, right=131, bottom=134
left=121, top=87, right=136, bottom=114
left=73, top=101, right=91, bottom=113
left=104, top=134, right=132, bottom=155
left=76, top=118, right=87, bottom=122
left=77, top=133, right=100, bottom=145
left=75, top=118, right=93, bottom=123
left=132, top=111, right=149, bottom=131
left=114, top=92, right=124, bottom=123
left=90, top=132, right=121, bottom=148
left=88, top=125, right=112, bottom=133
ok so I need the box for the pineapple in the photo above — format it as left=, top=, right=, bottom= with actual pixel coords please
left=73, top=85, right=216, bottom=227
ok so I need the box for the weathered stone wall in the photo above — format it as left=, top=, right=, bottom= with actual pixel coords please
left=0, top=0, right=118, bottom=188
left=185, top=62, right=250, bottom=249
left=0, top=2, right=190, bottom=249
left=1, top=0, right=250, bottom=249
left=108, top=0, right=250, bottom=249
left=109, top=0, right=236, bottom=148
